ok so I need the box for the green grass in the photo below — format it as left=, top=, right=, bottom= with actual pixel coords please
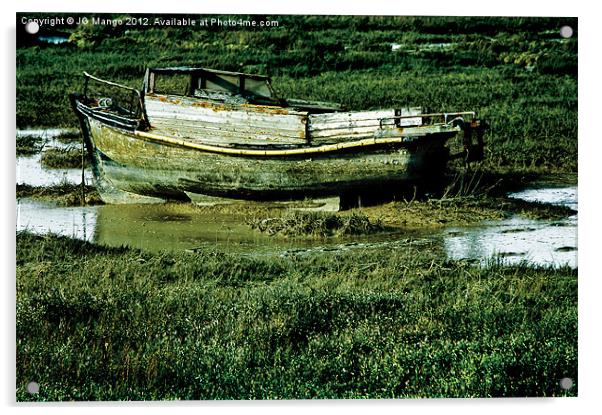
left=16, top=135, right=46, bottom=155
left=40, top=147, right=88, bottom=169
left=16, top=15, right=577, bottom=173
left=16, top=232, right=577, bottom=400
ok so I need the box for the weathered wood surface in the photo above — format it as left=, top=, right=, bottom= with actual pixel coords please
left=309, top=108, right=422, bottom=143
left=86, top=117, right=451, bottom=202
left=146, top=94, right=430, bottom=147
left=145, top=94, right=308, bottom=146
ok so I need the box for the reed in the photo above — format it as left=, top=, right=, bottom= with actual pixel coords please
left=40, top=147, right=88, bottom=169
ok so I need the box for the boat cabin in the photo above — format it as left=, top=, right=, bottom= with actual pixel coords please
left=143, top=67, right=342, bottom=113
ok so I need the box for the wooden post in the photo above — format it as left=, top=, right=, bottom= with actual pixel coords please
left=81, top=133, right=86, bottom=206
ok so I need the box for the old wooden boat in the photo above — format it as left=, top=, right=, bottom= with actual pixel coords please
left=70, top=67, right=485, bottom=206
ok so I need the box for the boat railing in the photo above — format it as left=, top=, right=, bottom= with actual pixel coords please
left=378, top=111, right=476, bottom=129
left=83, top=72, right=141, bottom=95
left=82, top=72, right=149, bottom=127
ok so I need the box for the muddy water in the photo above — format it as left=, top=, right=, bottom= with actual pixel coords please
left=443, top=187, right=577, bottom=267
left=16, top=153, right=94, bottom=186
left=16, top=200, right=411, bottom=254
left=16, top=187, right=578, bottom=268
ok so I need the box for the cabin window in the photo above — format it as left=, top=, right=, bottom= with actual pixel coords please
left=146, top=68, right=277, bottom=105
left=202, top=73, right=240, bottom=94
left=153, top=73, right=191, bottom=96
left=244, top=78, right=272, bottom=98
left=84, top=77, right=141, bottom=118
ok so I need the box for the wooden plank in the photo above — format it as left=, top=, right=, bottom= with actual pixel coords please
left=310, top=126, right=384, bottom=139
left=310, top=118, right=394, bottom=130
left=147, top=112, right=306, bottom=136
left=146, top=94, right=308, bottom=116
left=145, top=99, right=306, bottom=131
left=310, top=109, right=395, bottom=123
left=150, top=121, right=306, bottom=145
left=310, top=107, right=422, bottom=126
left=150, top=118, right=306, bottom=140
left=311, top=125, right=459, bottom=144
left=151, top=126, right=304, bottom=147
left=149, top=112, right=306, bottom=135
left=311, top=134, right=379, bottom=144
left=147, top=112, right=305, bottom=135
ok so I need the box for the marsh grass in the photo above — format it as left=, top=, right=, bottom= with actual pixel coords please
left=346, top=192, right=573, bottom=229
left=16, top=135, right=47, bottom=155
left=240, top=176, right=574, bottom=233
left=248, top=211, right=387, bottom=237
left=16, top=232, right=577, bottom=400
left=16, top=183, right=103, bottom=206
left=40, top=147, right=88, bottom=169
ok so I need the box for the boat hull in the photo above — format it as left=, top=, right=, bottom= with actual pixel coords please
left=79, top=116, right=454, bottom=204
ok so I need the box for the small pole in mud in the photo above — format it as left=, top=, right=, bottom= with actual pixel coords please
left=80, top=134, right=86, bottom=206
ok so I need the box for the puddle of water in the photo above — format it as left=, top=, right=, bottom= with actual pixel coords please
left=420, top=42, right=453, bottom=49
left=16, top=128, right=78, bottom=139
left=392, top=42, right=454, bottom=53
left=39, top=36, right=69, bottom=45
left=444, top=186, right=577, bottom=268
left=16, top=132, right=93, bottom=187
left=16, top=152, right=94, bottom=186
left=509, top=186, right=577, bottom=211
left=444, top=216, right=577, bottom=268
left=17, top=199, right=98, bottom=241
left=16, top=199, right=414, bottom=255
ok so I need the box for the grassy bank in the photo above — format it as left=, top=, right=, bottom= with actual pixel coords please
left=16, top=232, right=577, bottom=400
left=248, top=211, right=387, bottom=237
left=16, top=183, right=103, bottom=206
left=16, top=15, right=577, bottom=173
left=359, top=196, right=575, bottom=229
